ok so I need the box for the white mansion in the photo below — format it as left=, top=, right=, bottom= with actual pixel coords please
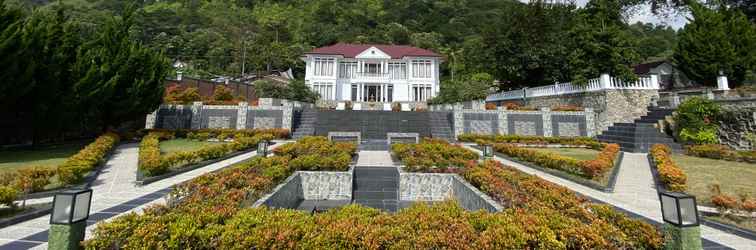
left=302, top=43, right=442, bottom=103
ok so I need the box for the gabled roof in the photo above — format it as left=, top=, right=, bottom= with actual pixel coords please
left=305, top=43, right=442, bottom=59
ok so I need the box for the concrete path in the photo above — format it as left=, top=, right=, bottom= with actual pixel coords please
left=356, top=150, right=394, bottom=167
left=0, top=141, right=288, bottom=250
left=465, top=145, right=755, bottom=250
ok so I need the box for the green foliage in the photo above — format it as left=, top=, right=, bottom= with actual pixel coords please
left=253, top=79, right=318, bottom=103
left=391, top=139, right=479, bottom=172
left=674, top=97, right=721, bottom=144
left=458, top=134, right=603, bottom=149
left=286, top=79, right=319, bottom=103
left=57, top=133, right=119, bottom=185
left=429, top=73, right=494, bottom=104
left=0, top=186, right=17, bottom=208
left=568, top=0, right=640, bottom=84
left=674, top=3, right=756, bottom=87
left=211, top=85, right=234, bottom=102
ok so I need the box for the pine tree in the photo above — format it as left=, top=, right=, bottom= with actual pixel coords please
left=674, top=3, right=737, bottom=86
left=74, top=4, right=170, bottom=130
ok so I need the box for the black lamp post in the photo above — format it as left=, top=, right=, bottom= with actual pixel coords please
left=482, top=144, right=494, bottom=158
left=659, top=191, right=702, bottom=250
left=257, top=140, right=269, bottom=157
left=49, top=189, right=93, bottom=250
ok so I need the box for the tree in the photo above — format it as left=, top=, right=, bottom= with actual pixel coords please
left=674, top=3, right=756, bottom=86
left=74, top=5, right=170, bottom=130
left=287, top=79, right=319, bottom=103
left=429, top=72, right=494, bottom=104
left=568, top=0, right=640, bottom=84
left=253, top=80, right=289, bottom=99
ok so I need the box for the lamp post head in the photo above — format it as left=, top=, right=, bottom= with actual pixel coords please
left=51, top=189, right=93, bottom=225
left=659, top=191, right=700, bottom=227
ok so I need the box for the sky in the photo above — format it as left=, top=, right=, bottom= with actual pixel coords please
left=530, top=0, right=692, bottom=29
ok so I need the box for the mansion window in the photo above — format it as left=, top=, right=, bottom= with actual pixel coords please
left=411, top=84, right=433, bottom=102
left=313, top=58, right=335, bottom=76
left=388, top=62, right=407, bottom=79
left=411, top=60, right=432, bottom=78
left=311, top=82, right=334, bottom=100
left=338, top=61, right=358, bottom=79
left=363, top=62, right=381, bottom=75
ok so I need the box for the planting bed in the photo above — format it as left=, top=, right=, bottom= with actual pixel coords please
left=85, top=137, right=661, bottom=249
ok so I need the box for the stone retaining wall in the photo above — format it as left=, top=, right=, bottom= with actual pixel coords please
left=399, top=173, right=503, bottom=212
left=718, top=107, right=756, bottom=150
left=146, top=100, right=300, bottom=130
left=252, top=170, right=353, bottom=208
left=452, top=109, right=594, bottom=138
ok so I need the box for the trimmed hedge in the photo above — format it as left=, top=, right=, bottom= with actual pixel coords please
left=273, top=136, right=357, bottom=171
left=138, top=130, right=276, bottom=176
left=685, top=144, right=756, bottom=163
left=458, top=133, right=602, bottom=149
left=85, top=152, right=662, bottom=249
left=491, top=143, right=620, bottom=179
left=650, top=144, right=687, bottom=192
left=391, top=138, right=479, bottom=172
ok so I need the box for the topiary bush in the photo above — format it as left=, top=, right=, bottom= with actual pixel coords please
left=674, top=97, right=721, bottom=144
left=57, top=133, right=120, bottom=185
left=650, top=144, right=687, bottom=192
left=391, top=139, right=479, bottom=172
left=0, top=186, right=17, bottom=208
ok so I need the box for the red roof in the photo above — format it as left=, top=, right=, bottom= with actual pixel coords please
left=305, top=43, right=441, bottom=59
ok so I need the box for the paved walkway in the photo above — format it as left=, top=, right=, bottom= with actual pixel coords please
left=356, top=150, right=394, bottom=166
left=0, top=141, right=287, bottom=250
left=465, top=145, right=755, bottom=250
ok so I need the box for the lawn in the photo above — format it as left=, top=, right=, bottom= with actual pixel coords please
left=530, top=147, right=600, bottom=161
left=705, top=215, right=756, bottom=232
left=672, top=154, right=756, bottom=206
left=159, top=139, right=226, bottom=155
left=0, top=143, right=86, bottom=174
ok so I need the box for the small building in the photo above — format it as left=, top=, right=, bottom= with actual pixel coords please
left=302, top=43, right=442, bottom=103
left=633, top=60, right=693, bottom=90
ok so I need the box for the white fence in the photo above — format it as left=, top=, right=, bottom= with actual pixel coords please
left=487, top=74, right=659, bottom=101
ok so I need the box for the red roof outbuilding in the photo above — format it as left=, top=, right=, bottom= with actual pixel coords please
left=305, top=43, right=441, bottom=59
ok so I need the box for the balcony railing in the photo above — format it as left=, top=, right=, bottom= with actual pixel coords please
left=339, top=72, right=407, bottom=80
left=487, top=74, right=660, bottom=101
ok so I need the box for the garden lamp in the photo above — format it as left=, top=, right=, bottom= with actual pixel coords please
left=257, top=140, right=269, bottom=157
left=49, top=189, right=93, bottom=250
left=658, top=191, right=702, bottom=250
left=482, top=144, right=494, bottom=158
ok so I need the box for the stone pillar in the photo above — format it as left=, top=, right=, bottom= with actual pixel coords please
left=453, top=111, right=464, bottom=139
left=259, top=98, right=273, bottom=107
left=145, top=109, right=158, bottom=129
left=671, top=94, right=681, bottom=108
left=498, top=110, right=508, bottom=135
left=282, top=106, right=294, bottom=131
left=717, top=74, right=730, bottom=90
left=663, top=224, right=702, bottom=250
left=600, top=73, right=612, bottom=89
left=541, top=107, right=552, bottom=137
left=190, top=102, right=203, bottom=130
left=650, top=74, right=660, bottom=89
left=584, top=108, right=595, bottom=137
left=237, top=102, right=248, bottom=129
left=49, top=221, right=86, bottom=250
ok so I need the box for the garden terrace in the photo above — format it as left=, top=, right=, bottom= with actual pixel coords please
left=487, top=142, right=621, bottom=190
left=390, top=138, right=479, bottom=172
left=457, top=133, right=602, bottom=149
left=137, top=128, right=288, bottom=178
left=85, top=136, right=662, bottom=249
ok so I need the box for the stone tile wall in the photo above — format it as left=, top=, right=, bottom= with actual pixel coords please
left=453, top=110, right=594, bottom=138
left=300, top=171, right=352, bottom=200
left=399, top=173, right=503, bottom=212
left=147, top=101, right=296, bottom=130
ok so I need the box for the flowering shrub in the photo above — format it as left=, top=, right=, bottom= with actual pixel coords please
left=686, top=144, right=756, bottom=162
left=0, top=186, right=17, bottom=208
left=138, top=130, right=276, bottom=177
left=485, top=102, right=497, bottom=110
left=57, top=133, right=120, bottom=185
left=273, top=136, right=356, bottom=171
left=163, top=85, right=201, bottom=104
left=85, top=157, right=662, bottom=249
left=458, top=133, right=602, bottom=149
left=184, top=128, right=290, bottom=141
left=391, top=139, right=479, bottom=172
left=491, top=143, right=619, bottom=179
left=650, top=144, right=687, bottom=192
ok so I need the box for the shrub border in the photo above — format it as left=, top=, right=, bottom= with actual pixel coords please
left=0, top=203, right=53, bottom=228
left=646, top=153, right=756, bottom=241
left=480, top=145, right=623, bottom=192
left=136, top=145, right=263, bottom=186
left=17, top=146, right=117, bottom=200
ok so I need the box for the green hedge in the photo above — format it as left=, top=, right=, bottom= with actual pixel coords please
left=85, top=139, right=661, bottom=249
left=391, top=138, right=479, bottom=172
left=138, top=130, right=277, bottom=177
left=491, top=143, right=620, bottom=179
left=458, top=133, right=602, bottom=149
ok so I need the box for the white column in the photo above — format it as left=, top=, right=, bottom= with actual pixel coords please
left=650, top=74, right=660, bottom=89
left=600, top=73, right=611, bottom=89
left=717, top=75, right=730, bottom=90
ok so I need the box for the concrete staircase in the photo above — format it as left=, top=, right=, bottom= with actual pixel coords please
left=359, top=139, right=390, bottom=151
left=292, top=109, right=317, bottom=139
left=429, top=111, right=455, bottom=142
left=352, top=167, right=399, bottom=212
left=597, top=107, right=682, bottom=153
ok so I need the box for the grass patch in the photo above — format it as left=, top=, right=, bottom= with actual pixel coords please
left=159, top=139, right=225, bottom=155
left=672, top=154, right=756, bottom=206
left=0, top=143, right=86, bottom=174
left=530, top=147, right=600, bottom=161
left=705, top=215, right=756, bottom=232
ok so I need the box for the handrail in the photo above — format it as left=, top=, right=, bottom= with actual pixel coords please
left=487, top=74, right=658, bottom=101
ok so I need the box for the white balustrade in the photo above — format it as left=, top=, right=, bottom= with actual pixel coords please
left=487, top=74, right=659, bottom=101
